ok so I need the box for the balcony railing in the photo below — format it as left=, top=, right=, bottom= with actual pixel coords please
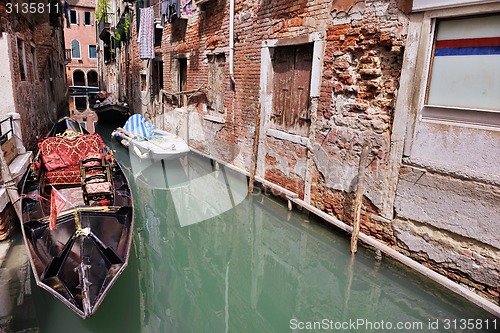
left=98, top=16, right=111, bottom=42
left=64, top=49, right=72, bottom=64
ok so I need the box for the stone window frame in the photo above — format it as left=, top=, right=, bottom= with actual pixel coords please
left=16, top=37, right=27, bottom=81
left=69, top=9, right=78, bottom=25
left=259, top=32, right=325, bottom=141
left=412, top=4, right=500, bottom=131
left=71, top=40, right=81, bottom=59
left=83, top=11, right=93, bottom=26
left=389, top=1, right=500, bottom=194
left=88, top=44, right=97, bottom=59
left=257, top=32, right=325, bottom=181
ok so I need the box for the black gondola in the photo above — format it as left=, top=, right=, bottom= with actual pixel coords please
left=20, top=117, right=134, bottom=319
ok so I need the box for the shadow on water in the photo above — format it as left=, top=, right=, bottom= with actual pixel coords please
left=8, top=121, right=499, bottom=332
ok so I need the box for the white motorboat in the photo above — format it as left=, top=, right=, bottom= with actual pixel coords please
left=112, top=114, right=190, bottom=161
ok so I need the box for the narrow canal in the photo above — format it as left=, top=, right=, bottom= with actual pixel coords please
left=5, top=123, right=498, bottom=332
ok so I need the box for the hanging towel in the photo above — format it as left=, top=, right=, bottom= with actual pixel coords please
left=181, top=0, right=193, bottom=17
left=167, top=0, right=181, bottom=23
left=64, top=1, right=70, bottom=28
left=138, top=7, right=155, bottom=59
left=160, top=0, right=169, bottom=27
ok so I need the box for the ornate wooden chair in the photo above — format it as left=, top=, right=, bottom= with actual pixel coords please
left=79, top=157, right=114, bottom=205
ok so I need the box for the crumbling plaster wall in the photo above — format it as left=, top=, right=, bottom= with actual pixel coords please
left=391, top=1, right=500, bottom=304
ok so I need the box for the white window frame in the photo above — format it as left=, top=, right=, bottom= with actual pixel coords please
left=417, top=5, right=500, bottom=130
left=83, top=11, right=93, bottom=26
left=88, top=45, right=97, bottom=59
left=72, top=69, right=86, bottom=86
left=69, top=9, right=78, bottom=25
left=71, top=40, right=81, bottom=59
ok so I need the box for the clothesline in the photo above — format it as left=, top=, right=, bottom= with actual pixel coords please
left=138, top=0, right=193, bottom=59
left=142, top=0, right=193, bottom=19
left=143, top=0, right=191, bottom=9
left=146, top=0, right=169, bottom=9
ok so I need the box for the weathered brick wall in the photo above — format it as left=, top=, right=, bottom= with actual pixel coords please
left=126, top=0, right=499, bottom=305
left=0, top=2, right=68, bottom=150
left=154, top=0, right=407, bottom=226
left=310, top=0, right=409, bottom=240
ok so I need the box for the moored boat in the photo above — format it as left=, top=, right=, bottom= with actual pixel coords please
left=93, top=93, right=130, bottom=124
left=19, top=117, right=134, bottom=319
left=112, top=114, right=190, bottom=161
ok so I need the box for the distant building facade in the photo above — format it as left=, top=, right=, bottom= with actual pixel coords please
left=64, top=0, right=99, bottom=133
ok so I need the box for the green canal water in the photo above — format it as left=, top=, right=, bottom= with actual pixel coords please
left=8, top=125, right=500, bottom=332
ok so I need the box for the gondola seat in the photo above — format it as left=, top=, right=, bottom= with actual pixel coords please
left=79, top=157, right=114, bottom=205
left=38, top=134, right=105, bottom=185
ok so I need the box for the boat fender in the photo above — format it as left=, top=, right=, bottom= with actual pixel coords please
left=132, top=145, right=148, bottom=159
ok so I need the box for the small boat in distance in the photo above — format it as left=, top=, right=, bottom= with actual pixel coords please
left=20, top=117, right=134, bottom=319
left=112, top=114, right=190, bottom=161
left=93, top=93, right=130, bottom=124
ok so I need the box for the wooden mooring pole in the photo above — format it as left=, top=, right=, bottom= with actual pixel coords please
left=350, top=142, right=370, bottom=254
left=248, top=111, right=261, bottom=193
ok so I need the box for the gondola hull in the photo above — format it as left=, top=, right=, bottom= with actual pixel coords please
left=19, top=118, right=134, bottom=319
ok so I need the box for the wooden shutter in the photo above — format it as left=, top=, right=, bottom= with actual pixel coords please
left=272, top=43, right=312, bottom=136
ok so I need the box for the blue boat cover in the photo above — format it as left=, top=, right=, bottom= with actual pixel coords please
left=123, top=114, right=155, bottom=139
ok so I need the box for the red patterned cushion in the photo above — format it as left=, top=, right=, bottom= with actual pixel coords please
left=44, top=165, right=102, bottom=185
left=44, top=165, right=81, bottom=185
left=38, top=134, right=105, bottom=170
left=85, top=182, right=112, bottom=194
left=82, top=153, right=104, bottom=168
left=42, top=152, right=69, bottom=171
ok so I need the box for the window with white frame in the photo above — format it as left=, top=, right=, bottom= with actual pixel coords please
left=83, top=11, right=93, bottom=25
left=424, top=13, right=500, bottom=126
left=70, top=10, right=78, bottom=24
left=89, top=45, right=97, bottom=59
left=71, top=40, right=81, bottom=59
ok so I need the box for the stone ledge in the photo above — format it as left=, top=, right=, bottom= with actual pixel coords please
left=203, top=115, right=226, bottom=124
left=266, top=129, right=309, bottom=146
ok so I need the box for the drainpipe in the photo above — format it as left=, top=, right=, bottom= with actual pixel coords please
left=229, top=0, right=236, bottom=144
left=229, top=0, right=235, bottom=90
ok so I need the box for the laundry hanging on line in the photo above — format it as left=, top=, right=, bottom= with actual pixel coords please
left=159, top=0, right=193, bottom=26
left=138, top=6, right=155, bottom=59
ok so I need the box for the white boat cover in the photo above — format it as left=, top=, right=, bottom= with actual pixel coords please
left=123, top=114, right=155, bottom=139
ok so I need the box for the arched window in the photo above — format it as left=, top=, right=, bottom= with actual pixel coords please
left=87, top=70, right=98, bottom=87
left=73, top=70, right=86, bottom=86
left=71, top=40, right=81, bottom=59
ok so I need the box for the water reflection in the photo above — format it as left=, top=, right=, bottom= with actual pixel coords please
left=128, top=151, right=249, bottom=228
left=126, top=153, right=495, bottom=333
